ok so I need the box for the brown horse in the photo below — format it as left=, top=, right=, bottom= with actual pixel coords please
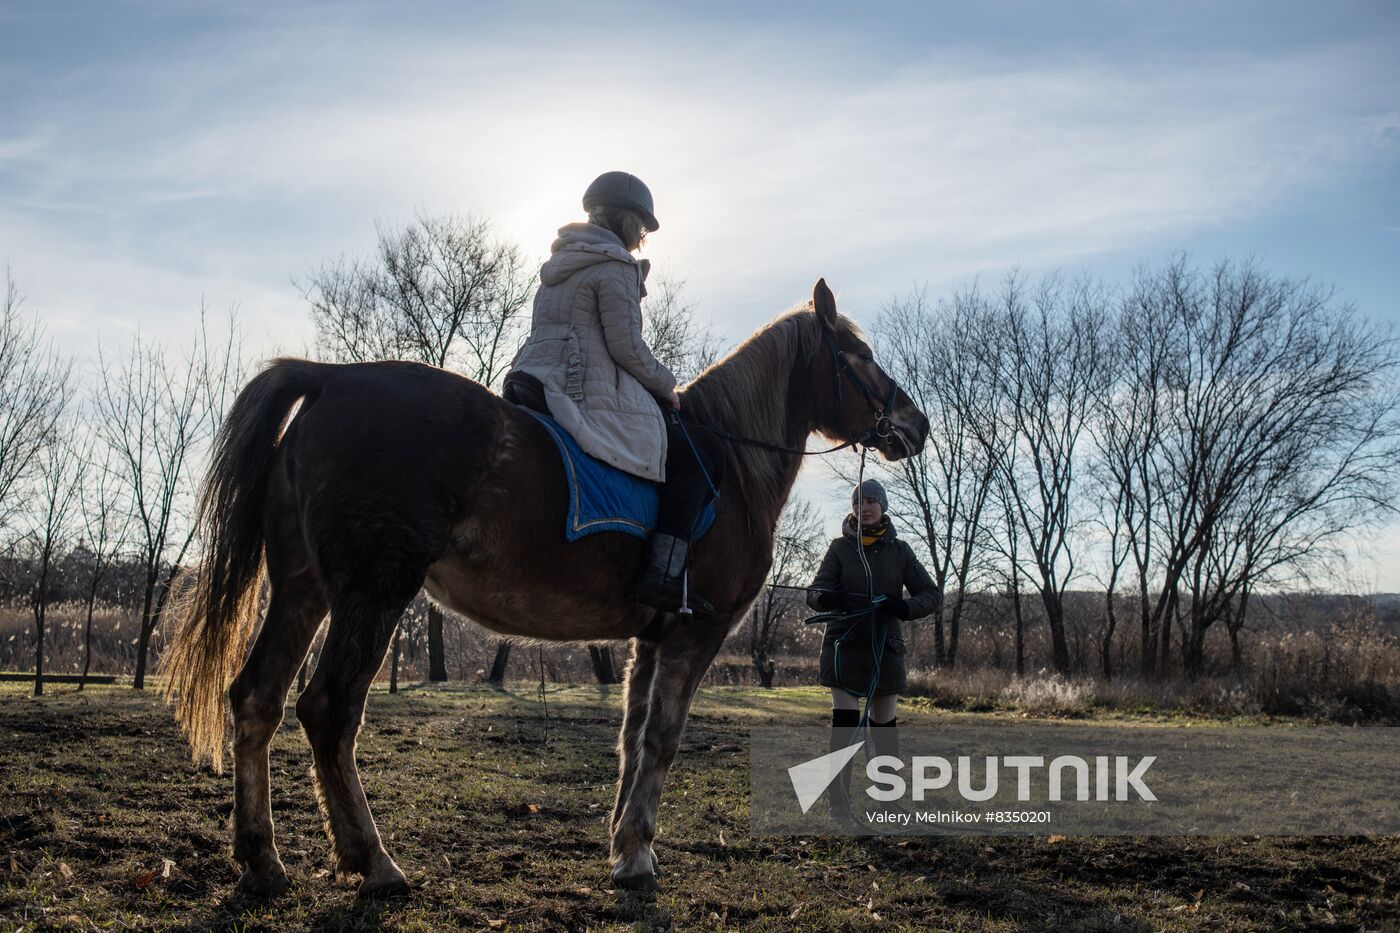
left=161, top=279, right=928, bottom=898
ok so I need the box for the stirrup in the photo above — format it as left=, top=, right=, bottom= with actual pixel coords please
left=635, top=533, right=714, bottom=617
left=675, top=567, right=716, bottom=618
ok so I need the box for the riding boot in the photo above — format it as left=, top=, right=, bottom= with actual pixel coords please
left=868, top=717, right=911, bottom=830
left=827, top=708, right=861, bottom=827
left=634, top=533, right=715, bottom=617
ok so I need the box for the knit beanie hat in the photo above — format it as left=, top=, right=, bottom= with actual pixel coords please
left=851, top=479, right=888, bottom=511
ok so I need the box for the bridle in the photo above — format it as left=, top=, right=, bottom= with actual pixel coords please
left=680, top=326, right=906, bottom=458
left=823, top=328, right=900, bottom=447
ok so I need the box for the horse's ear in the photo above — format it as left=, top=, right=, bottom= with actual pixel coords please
left=814, top=278, right=837, bottom=333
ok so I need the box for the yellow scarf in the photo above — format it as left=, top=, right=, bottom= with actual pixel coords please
left=843, top=513, right=890, bottom=547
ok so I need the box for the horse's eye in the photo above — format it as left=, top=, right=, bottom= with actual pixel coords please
left=860, top=355, right=874, bottom=363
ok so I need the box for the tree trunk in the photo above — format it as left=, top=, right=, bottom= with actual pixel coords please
left=427, top=603, right=447, bottom=682
left=1181, top=599, right=1208, bottom=678
left=1011, top=573, right=1025, bottom=678
left=488, top=641, right=511, bottom=686
left=1182, top=626, right=1206, bottom=678
left=1137, top=578, right=1156, bottom=677
left=947, top=593, right=963, bottom=668
left=1101, top=592, right=1117, bottom=680
left=80, top=584, right=99, bottom=691
left=1043, top=590, right=1070, bottom=674
left=588, top=645, right=619, bottom=684
left=135, top=552, right=188, bottom=690
left=32, top=606, right=45, bottom=698
left=1158, top=588, right=1178, bottom=679
left=1226, top=589, right=1250, bottom=673
left=1160, top=612, right=1174, bottom=677
left=133, top=571, right=157, bottom=690
left=389, top=625, right=401, bottom=694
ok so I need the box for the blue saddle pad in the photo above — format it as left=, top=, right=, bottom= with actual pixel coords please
left=525, top=410, right=717, bottom=542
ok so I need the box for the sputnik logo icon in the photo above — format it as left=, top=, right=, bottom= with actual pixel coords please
left=787, top=743, right=865, bottom=814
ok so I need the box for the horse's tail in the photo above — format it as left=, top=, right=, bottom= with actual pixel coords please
left=162, top=357, right=330, bottom=772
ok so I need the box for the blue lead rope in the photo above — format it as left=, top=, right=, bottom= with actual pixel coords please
left=806, top=599, right=890, bottom=735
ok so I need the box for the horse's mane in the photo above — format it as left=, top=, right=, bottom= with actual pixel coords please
left=680, top=305, right=823, bottom=529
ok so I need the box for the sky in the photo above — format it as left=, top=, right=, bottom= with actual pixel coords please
left=2, top=0, right=1398, bottom=587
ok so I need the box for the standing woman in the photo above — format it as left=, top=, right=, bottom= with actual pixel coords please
left=504, top=171, right=721, bottom=613
left=806, top=479, right=939, bottom=819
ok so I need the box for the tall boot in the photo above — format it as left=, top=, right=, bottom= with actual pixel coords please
left=868, top=716, right=910, bottom=831
left=869, top=716, right=899, bottom=759
left=827, top=708, right=862, bottom=827
left=634, top=533, right=714, bottom=616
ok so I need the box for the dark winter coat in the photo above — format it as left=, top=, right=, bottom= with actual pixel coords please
left=806, top=516, right=939, bottom=696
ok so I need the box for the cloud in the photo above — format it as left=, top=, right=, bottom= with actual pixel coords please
left=7, top=18, right=1398, bottom=303
left=2, top=5, right=1399, bottom=585
left=5, top=15, right=1397, bottom=358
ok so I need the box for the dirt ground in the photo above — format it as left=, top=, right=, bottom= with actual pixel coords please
left=0, top=681, right=1395, bottom=931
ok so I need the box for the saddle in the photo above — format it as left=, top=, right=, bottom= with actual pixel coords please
left=502, top=371, right=550, bottom=415
left=502, top=371, right=717, bottom=543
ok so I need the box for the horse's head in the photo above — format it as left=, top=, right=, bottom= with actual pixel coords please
left=810, top=279, right=929, bottom=461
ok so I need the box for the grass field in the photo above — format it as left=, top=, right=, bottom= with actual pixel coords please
left=0, top=681, right=1395, bottom=931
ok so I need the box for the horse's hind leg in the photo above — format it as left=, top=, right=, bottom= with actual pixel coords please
left=228, top=566, right=327, bottom=897
left=610, top=617, right=732, bottom=890
left=296, top=590, right=416, bottom=899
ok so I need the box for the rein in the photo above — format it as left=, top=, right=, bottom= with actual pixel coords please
left=678, top=328, right=902, bottom=458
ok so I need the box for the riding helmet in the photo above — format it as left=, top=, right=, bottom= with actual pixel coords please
left=582, top=171, right=659, bottom=232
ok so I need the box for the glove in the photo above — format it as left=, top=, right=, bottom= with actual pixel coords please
left=836, top=593, right=875, bottom=613
left=814, top=590, right=841, bottom=612
left=885, top=597, right=910, bottom=620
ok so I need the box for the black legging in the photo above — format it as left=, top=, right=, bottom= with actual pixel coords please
left=655, top=402, right=722, bottom=540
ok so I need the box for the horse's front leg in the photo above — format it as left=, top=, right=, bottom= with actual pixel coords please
left=610, top=627, right=658, bottom=874
left=609, top=617, right=731, bottom=890
left=611, top=636, right=660, bottom=843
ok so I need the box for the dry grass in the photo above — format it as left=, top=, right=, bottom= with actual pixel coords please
left=903, top=664, right=1399, bottom=724
left=2, top=681, right=1396, bottom=931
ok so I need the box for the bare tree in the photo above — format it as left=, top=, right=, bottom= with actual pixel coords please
left=0, top=272, right=72, bottom=532
left=748, top=499, right=823, bottom=687
left=875, top=287, right=1001, bottom=666
left=975, top=274, right=1108, bottom=674
left=1080, top=258, right=1400, bottom=678
left=1088, top=278, right=1180, bottom=677
left=1160, top=261, right=1400, bottom=675
left=998, top=489, right=1028, bottom=677
left=642, top=274, right=723, bottom=384
left=304, top=212, right=535, bottom=684
left=77, top=438, right=131, bottom=689
left=304, top=211, right=534, bottom=382
left=24, top=398, right=82, bottom=696
left=94, top=310, right=244, bottom=689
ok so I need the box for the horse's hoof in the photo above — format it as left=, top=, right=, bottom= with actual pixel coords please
left=236, top=867, right=291, bottom=899
left=613, top=871, right=660, bottom=892
left=357, top=870, right=411, bottom=900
